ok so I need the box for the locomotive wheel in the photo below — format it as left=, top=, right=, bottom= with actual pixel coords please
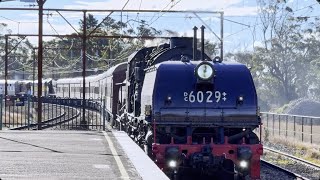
left=218, top=160, right=235, bottom=180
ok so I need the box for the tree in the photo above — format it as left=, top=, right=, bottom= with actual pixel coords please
left=79, top=13, right=98, bottom=31
left=43, top=15, right=164, bottom=77
left=254, top=0, right=309, bottom=105
left=225, top=0, right=320, bottom=109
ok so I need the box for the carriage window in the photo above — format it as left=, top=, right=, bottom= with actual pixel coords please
left=94, top=87, right=99, bottom=94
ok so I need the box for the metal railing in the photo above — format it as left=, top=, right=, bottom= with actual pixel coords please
left=0, top=95, right=107, bottom=131
left=260, top=112, right=320, bottom=144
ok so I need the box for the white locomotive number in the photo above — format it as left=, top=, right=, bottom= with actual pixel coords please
left=183, top=91, right=227, bottom=103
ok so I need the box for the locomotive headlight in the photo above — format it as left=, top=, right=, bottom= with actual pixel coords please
left=239, top=160, right=248, bottom=168
left=168, top=160, right=177, bottom=168
left=165, top=146, right=180, bottom=169
left=195, top=62, right=214, bottom=81
left=237, top=95, right=244, bottom=105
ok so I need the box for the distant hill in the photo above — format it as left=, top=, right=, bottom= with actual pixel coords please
left=283, top=99, right=320, bottom=117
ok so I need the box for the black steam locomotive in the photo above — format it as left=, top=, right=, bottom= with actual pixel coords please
left=56, top=27, right=263, bottom=179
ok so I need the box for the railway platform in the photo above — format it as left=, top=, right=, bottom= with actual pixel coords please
left=0, top=130, right=169, bottom=180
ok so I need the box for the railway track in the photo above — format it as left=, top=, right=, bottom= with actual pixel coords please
left=261, top=159, right=309, bottom=180
left=264, top=147, right=320, bottom=170
left=10, top=104, right=80, bottom=130
left=263, top=146, right=320, bottom=180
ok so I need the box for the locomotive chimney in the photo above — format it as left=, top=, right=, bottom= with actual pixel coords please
left=193, top=26, right=198, bottom=60
left=200, top=25, right=205, bottom=61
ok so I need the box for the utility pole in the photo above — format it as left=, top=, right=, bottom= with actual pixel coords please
left=4, top=35, right=8, bottom=99
left=81, top=10, right=87, bottom=128
left=4, top=35, right=8, bottom=119
left=37, top=0, right=46, bottom=130
left=33, top=48, right=36, bottom=97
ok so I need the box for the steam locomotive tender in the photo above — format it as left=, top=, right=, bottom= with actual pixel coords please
left=119, top=32, right=263, bottom=179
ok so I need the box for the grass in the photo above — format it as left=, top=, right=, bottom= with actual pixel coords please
left=273, top=103, right=291, bottom=114
left=276, top=158, right=291, bottom=165
left=263, top=151, right=292, bottom=166
left=268, top=136, right=320, bottom=165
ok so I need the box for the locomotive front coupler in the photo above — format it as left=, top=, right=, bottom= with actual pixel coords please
left=188, top=145, right=225, bottom=170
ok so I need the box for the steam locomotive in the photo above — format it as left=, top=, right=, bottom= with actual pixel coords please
left=56, top=28, right=263, bottom=179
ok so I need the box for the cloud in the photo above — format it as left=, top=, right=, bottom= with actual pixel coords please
left=224, top=7, right=258, bottom=16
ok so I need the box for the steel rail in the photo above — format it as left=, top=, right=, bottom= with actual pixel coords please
left=264, top=146, right=320, bottom=170
left=10, top=103, right=79, bottom=130
left=261, top=159, right=309, bottom=180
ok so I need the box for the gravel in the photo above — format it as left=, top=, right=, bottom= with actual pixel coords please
left=262, top=142, right=320, bottom=180
left=260, top=161, right=296, bottom=180
left=264, top=142, right=308, bottom=158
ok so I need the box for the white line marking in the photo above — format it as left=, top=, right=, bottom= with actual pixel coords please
left=93, top=164, right=110, bottom=169
left=103, top=131, right=130, bottom=180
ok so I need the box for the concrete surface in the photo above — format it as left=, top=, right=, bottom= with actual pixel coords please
left=0, top=131, right=141, bottom=180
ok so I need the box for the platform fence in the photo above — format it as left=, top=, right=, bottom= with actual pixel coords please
left=259, top=112, right=320, bottom=145
left=0, top=95, right=108, bottom=131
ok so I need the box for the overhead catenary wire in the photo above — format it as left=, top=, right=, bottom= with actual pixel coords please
left=46, top=14, right=62, bottom=39
left=111, top=0, right=183, bottom=63
left=3, top=5, right=265, bottom=76
left=134, top=0, right=143, bottom=23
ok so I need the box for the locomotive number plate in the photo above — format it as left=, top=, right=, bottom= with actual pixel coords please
left=183, top=91, right=227, bottom=103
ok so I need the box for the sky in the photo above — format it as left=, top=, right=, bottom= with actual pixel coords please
left=0, top=0, right=320, bottom=53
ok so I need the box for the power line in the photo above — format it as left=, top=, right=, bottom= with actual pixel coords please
left=0, top=15, right=37, bottom=23
left=46, top=14, right=61, bottom=37
left=134, top=0, right=143, bottom=22
left=113, top=0, right=183, bottom=62
left=0, top=15, right=19, bottom=23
